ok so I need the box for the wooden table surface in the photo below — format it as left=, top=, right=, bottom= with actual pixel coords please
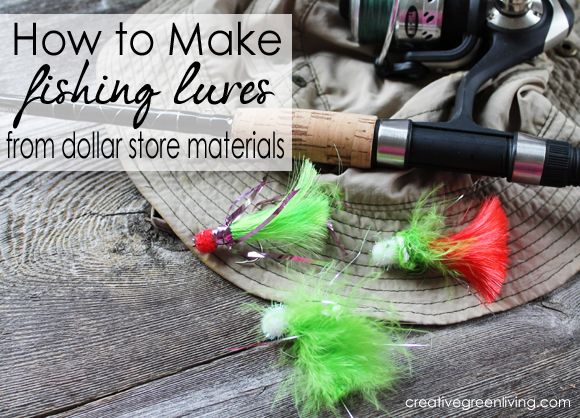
left=0, top=1, right=578, bottom=417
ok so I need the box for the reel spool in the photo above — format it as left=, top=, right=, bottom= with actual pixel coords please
left=342, top=0, right=446, bottom=45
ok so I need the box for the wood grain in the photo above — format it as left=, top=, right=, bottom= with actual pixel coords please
left=48, top=282, right=579, bottom=418
left=0, top=170, right=263, bottom=417
left=0, top=166, right=576, bottom=417
left=0, top=0, right=149, bottom=14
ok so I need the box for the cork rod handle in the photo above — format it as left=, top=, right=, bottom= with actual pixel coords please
left=232, top=108, right=377, bottom=169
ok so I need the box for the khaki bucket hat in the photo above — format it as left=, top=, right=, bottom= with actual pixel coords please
left=106, top=0, right=580, bottom=325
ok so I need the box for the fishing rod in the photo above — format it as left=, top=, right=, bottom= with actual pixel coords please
left=0, top=0, right=577, bottom=187
left=1, top=91, right=577, bottom=187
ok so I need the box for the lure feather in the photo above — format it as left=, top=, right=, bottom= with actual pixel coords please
left=259, top=285, right=406, bottom=416
left=194, top=160, right=336, bottom=255
left=231, top=160, right=333, bottom=250
left=432, top=197, right=509, bottom=303
left=371, top=195, right=509, bottom=302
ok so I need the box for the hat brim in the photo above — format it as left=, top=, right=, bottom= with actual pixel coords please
left=128, top=168, right=580, bottom=325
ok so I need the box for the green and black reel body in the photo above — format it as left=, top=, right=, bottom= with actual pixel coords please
left=340, top=0, right=573, bottom=79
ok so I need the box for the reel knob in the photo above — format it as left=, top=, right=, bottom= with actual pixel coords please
left=495, top=0, right=533, bottom=16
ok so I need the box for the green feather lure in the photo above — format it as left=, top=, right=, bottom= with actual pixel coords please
left=194, top=160, right=337, bottom=255
left=371, top=193, right=449, bottom=271
left=371, top=192, right=510, bottom=303
left=259, top=284, right=406, bottom=416
left=231, top=160, right=334, bottom=249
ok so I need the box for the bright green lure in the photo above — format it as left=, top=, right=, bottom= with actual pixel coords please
left=231, top=160, right=334, bottom=252
left=195, top=160, right=337, bottom=255
left=260, top=285, right=406, bottom=416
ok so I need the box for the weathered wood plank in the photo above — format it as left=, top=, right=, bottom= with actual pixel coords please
left=0, top=171, right=262, bottom=417
left=0, top=0, right=149, bottom=14
left=51, top=280, right=579, bottom=418
left=0, top=1, right=270, bottom=415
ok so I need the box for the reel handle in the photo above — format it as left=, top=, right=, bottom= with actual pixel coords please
left=450, top=0, right=574, bottom=127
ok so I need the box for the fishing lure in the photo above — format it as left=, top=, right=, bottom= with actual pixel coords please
left=257, top=284, right=408, bottom=416
left=194, top=160, right=336, bottom=259
left=371, top=195, right=509, bottom=302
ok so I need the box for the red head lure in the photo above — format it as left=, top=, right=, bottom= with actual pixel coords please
left=371, top=195, right=510, bottom=302
left=193, top=160, right=337, bottom=261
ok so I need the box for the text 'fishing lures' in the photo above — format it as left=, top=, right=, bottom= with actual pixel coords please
left=193, top=160, right=336, bottom=261
left=371, top=196, right=509, bottom=303
left=258, top=286, right=407, bottom=416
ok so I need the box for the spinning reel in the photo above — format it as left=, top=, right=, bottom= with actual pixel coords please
left=341, top=0, right=574, bottom=79
left=338, top=0, right=579, bottom=188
